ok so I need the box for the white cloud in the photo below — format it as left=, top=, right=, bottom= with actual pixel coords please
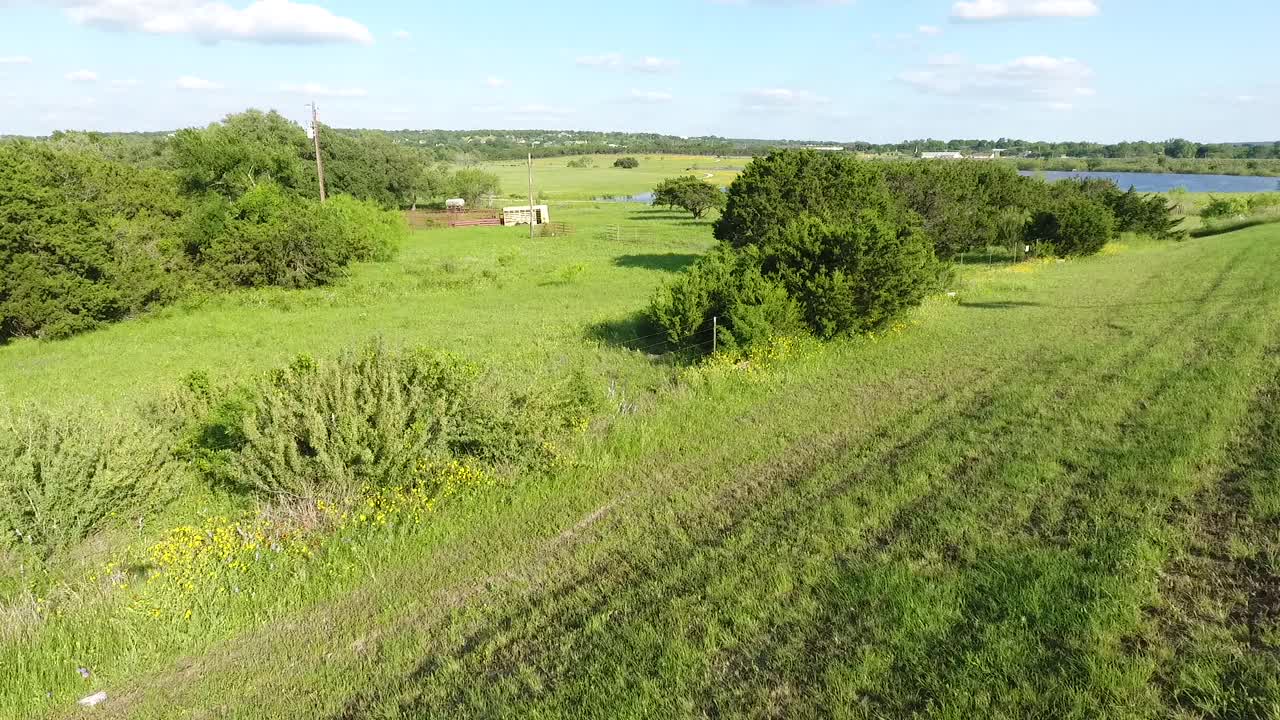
left=281, top=81, right=367, bottom=97
left=576, top=53, right=678, bottom=73
left=65, top=69, right=98, bottom=82
left=59, top=0, right=374, bottom=45
left=485, top=75, right=509, bottom=88
left=0, top=56, right=33, bottom=65
left=512, top=103, right=575, bottom=116
left=575, top=52, right=624, bottom=70
left=108, top=77, right=141, bottom=90
left=951, top=0, right=1100, bottom=21
left=628, top=89, right=674, bottom=103
left=743, top=87, right=830, bottom=111
left=176, top=75, right=224, bottom=90
left=918, top=25, right=943, bottom=35
left=391, top=29, right=409, bottom=39
left=900, top=55, right=1095, bottom=110
left=632, top=56, right=680, bottom=73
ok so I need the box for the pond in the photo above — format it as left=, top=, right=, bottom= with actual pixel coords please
left=1021, top=170, right=1280, bottom=193
left=595, top=192, right=656, bottom=203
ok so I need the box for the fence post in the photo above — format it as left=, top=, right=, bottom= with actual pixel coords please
left=712, top=316, right=718, bottom=354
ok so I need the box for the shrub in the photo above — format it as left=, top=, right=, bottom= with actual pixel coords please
left=613, top=157, right=639, bottom=169
left=188, top=182, right=353, bottom=289
left=648, top=247, right=802, bottom=351
left=883, top=161, right=1046, bottom=259
left=566, top=157, right=595, bottom=169
left=716, top=150, right=906, bottom=251
left=1026, top=193, right=1115, bottom=257
left=1202, top=195, right=1250, bottom=220
left=320, top=194, right=407, bottom=262
left=1070, top=179, right=1184, bottom=240
left=0, top=143, right=191, bottom=340
left=0, top=406, right=178, bottom=558
left=183, top=342, right=584, bottom=501
left=766, top=213, right=940, bottom=337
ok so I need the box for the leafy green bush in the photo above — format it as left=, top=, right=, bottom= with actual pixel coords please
left=320, top=195, right=408, bottom=262
left=884, top=161, right=1046, bottom=258
left=1069, top=179, right=1184, bottom=240
left=188, top=182, right=355, bottom=289
left=0, top=406, right=179, bottom=558
left=1026, top=193, right=1115, bottom=257
left=766, top=213, right=939, bottom=337
left=0, top=143, right=191, bottom=340
left=647, top=247, right=802, bottom=352
left=613, top=157, right=639, bottom=169
left=181, top=342, right=586, bottom=501
left=1202, top=196, right=1250, bottom=220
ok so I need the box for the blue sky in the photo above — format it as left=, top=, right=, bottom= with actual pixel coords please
left=0, top=0, right=1275, bottom=142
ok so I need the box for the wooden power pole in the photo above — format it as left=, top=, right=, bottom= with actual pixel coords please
left=308, top=102, right=327, bottom=202
left=526, top=153, right=535, bottom=239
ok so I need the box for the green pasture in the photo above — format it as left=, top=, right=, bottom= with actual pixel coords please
left=481, top=154, right=747, bottom=201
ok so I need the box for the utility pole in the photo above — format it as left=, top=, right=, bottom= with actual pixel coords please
left=526, top=153, right=535, bottom=239
left=308, top=102, right=327, bottom=203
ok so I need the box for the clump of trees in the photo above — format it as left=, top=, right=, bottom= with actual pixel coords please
left=649, top=151, right=944, bottom=350
left=0, top=110, right=411, bottom=342
left=652, top=176, right=727, bottom=219
left=613, top=157, right=639, bottom=169
left=647, top=149, right=1187, bottom=355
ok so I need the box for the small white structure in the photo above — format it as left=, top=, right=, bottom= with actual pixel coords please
left=921, top=151, right=965, bottom=160
left=445, top=198, right=466, bottom=212
left=502, top=205, right=551, bottom=226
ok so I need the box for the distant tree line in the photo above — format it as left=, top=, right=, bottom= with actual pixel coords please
left=23, top=127, right=1278, bottom=168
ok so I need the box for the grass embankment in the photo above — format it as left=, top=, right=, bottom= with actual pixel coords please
left=9, top=219, right=1278, bottom=717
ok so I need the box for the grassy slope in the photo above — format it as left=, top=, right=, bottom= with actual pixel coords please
left=24, top=224, right=1280, bottom=718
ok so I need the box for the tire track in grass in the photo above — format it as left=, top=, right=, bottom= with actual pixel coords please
left=1153, top=336, right=1280, bottom=718
left=696, top=246, right=1271, bottom=719
left=330, top=246, right=1264, bottom=718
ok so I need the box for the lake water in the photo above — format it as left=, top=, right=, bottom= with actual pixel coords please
left=1020, top=170, right=1280, bottom=193
left=596, top=172, right=1279, bottom=202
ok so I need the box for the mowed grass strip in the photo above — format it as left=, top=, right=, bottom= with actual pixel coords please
left=51, top=225, right=1280, bottom=719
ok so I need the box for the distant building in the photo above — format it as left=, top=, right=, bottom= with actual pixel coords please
left=502, top=205, right=551, bottom=226
left=921, top=151, right=965, bottom=160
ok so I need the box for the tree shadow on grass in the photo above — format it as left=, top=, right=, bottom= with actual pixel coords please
left=584, top=312, right=673, bottom=354
left=627, top=209, right=714, bottom=227
left=613, top=254, right=701, bottom=273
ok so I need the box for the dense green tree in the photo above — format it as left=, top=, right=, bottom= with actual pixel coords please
left=447, top=168, right=502, bottom=205
left=613, top=157, right=639, bottom=169
left=169, top=110, right=312, bottom=198
left=652, top=175, right=726, bottom=219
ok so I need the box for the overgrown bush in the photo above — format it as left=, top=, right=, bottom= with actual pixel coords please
left=178, top=342, right=591, bottom=501
left=0, top=143, right=191, bottom=340
left=1202, top=195, right=1250, bottom=220
left=647, top=246, right=802, bottom=352
left=0, top=407, right=179, bottom=558
left=1070, top=179, right=1184, bottom=239
left=649, top=151, right=944, bottom=350
left=187, top=183, right=360, bottom=289
left=883, top=161, right=1047, bottom=258
left=1026, top=193, right=1115, bottom=256
left=320, top=195, right=408, bottom=262
left=614, top=157, right=639, bottom=169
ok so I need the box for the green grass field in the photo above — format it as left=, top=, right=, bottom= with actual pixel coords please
left=482, top=154, right=747, bottom=202
left=3, top=189, right=1280, bottom=718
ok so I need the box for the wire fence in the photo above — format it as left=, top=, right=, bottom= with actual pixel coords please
left=600, top=225, right=652, bottom=244
left=609, top=323, right=718, bottom=357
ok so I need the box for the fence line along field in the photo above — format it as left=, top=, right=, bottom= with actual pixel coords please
left=2, top=137, right=1280, bottom=719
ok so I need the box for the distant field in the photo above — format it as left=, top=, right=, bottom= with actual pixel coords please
left=481, top=154, right=748, bottom=201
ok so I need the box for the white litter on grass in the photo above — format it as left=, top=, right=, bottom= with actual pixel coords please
left=77, top=692, right=107, bottom=708
left=946, top=292, right=958, bottom=297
